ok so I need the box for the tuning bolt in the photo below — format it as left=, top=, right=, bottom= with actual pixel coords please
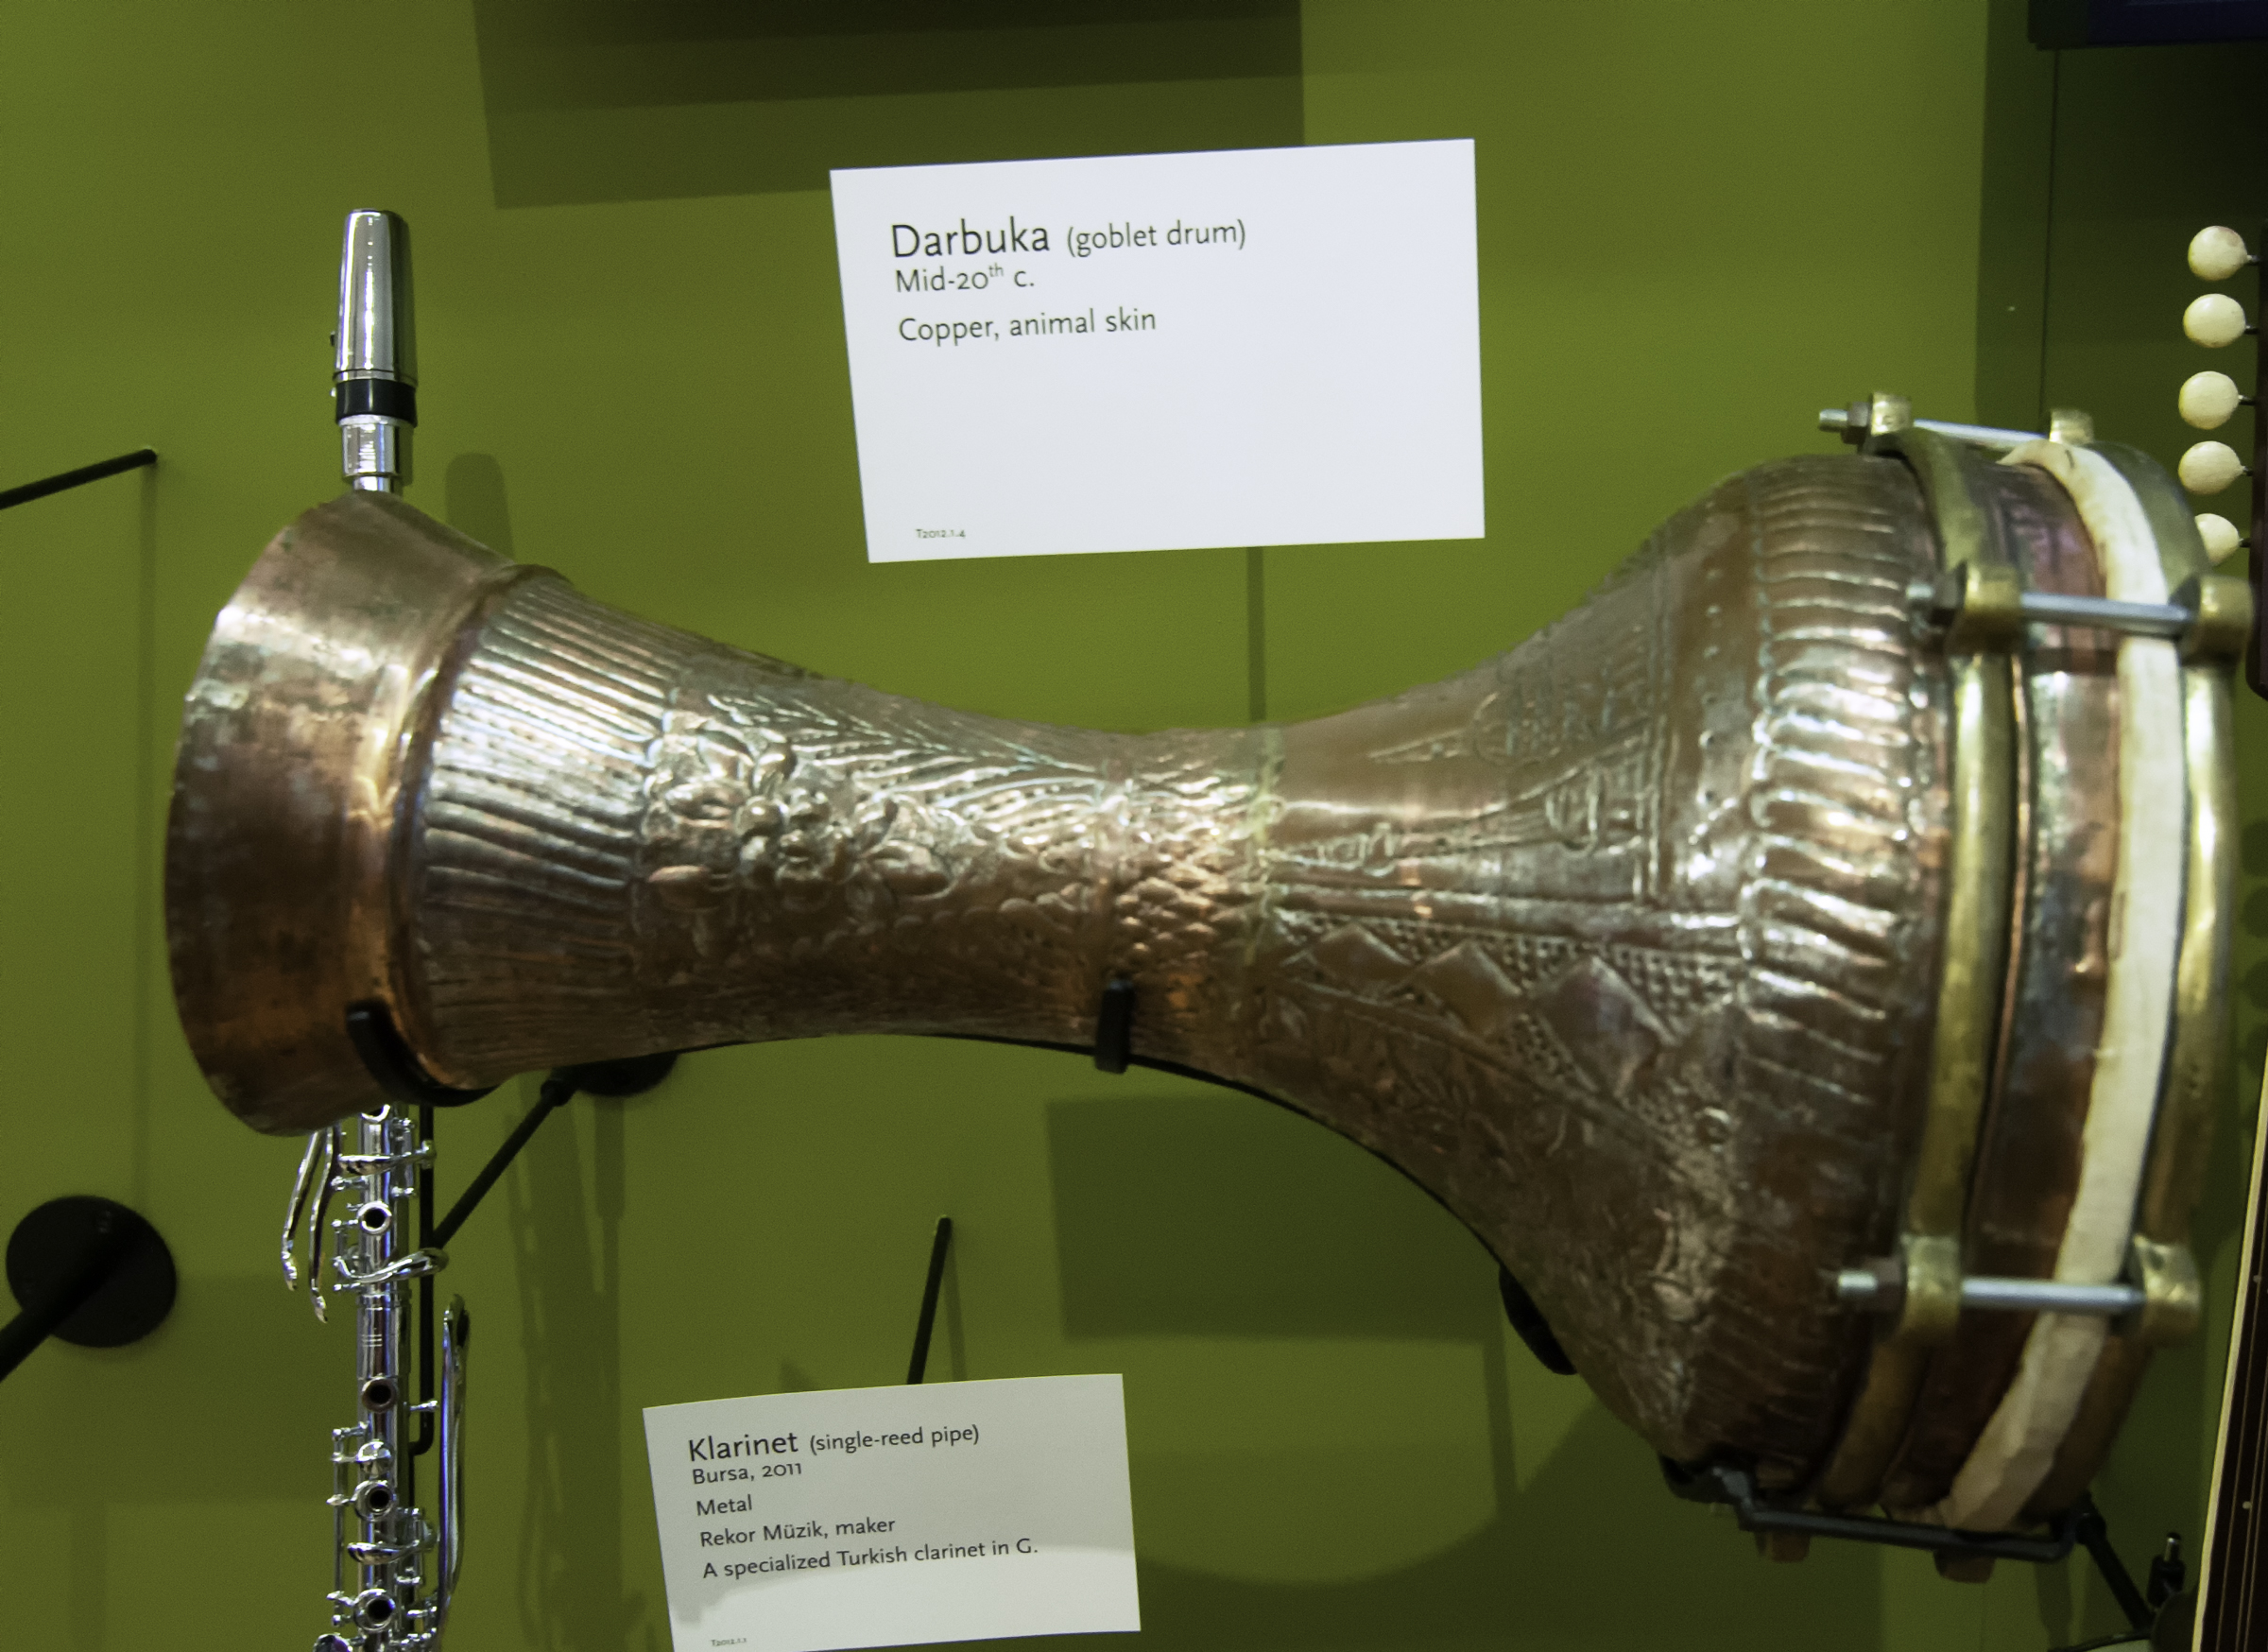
left=2191, top=226, right=2254, bottom=282
left=2180, top=370, right=2247, bottom=429
left=2195, top=513, right=2245, bottom=563
left=2186, top=293, right=2251, bottom=348
left=2180, top=440, right=2248, bottom=494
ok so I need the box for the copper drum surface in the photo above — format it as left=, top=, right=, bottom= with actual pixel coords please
left=1879, top=465, right=2115, bottom=1514
left=164, top=449, right=2220, bottom=1514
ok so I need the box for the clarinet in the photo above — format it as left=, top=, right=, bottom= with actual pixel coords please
left=284, top=1108, right=466, bottom=1652
left=278, top=211, right=465, bottom=1651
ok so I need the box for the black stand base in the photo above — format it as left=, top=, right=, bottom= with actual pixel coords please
left=0, top=1196, right=175, bottom=1381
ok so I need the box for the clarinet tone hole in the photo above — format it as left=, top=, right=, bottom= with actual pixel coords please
left=359, top=1376, right=398, bottom=1411
left=352, top=1479, right=395, bottom=1518
left=355, top=1203, right=391, bottom=1233
left=352, top=1589, right=396, bottom=1628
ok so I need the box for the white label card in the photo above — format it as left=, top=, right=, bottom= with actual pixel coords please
left=642, top=1375, right=1139, bottom=1652
left=829, top=140, right=1483, bottom=562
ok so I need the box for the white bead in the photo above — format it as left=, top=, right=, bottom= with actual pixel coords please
left=2179, top=439, right=2247, bottom=494
left=2186, top=293, right=2250, bottom=347
left=2190, top=225, right=2252, bottom=282
left=2195, top=512, right=2244, bottom=562
left=2180, top=370, right=2244, bottom=428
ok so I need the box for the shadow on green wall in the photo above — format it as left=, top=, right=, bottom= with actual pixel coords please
left=506, top=1094, right=662, bottom=1652
left=949, top=1405, right=1899, bottom=1652
left=0, top=1279, right=338, bottom=1506
left=1049, top=1091, right=1500, bottom=1341
left=469, top=0, right=1304, bottom=207
left=446, top=453, right=519, bottom=559
left=0, top=1276, right=340, bottom=1651
left=1040, top=1088, right=1930, bottom=1648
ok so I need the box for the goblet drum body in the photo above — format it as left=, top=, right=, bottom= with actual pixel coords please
left=164, top=438, right=2233, bottom=1533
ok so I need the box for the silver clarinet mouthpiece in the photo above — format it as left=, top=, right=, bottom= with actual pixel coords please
left=334, top=210, right=416, bottom=492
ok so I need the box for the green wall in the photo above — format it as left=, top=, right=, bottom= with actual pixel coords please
left=3, top=3, right=2246, bottom=1648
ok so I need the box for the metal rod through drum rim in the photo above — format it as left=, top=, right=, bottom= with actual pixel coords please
left=1906, top=579, right=2194, bottom=640
left=1837, top=1269, right=2146, bottom=1316
left=1821, top=408, right=2044, bottom=451
left=2012, top=590, right=2191, bottom=637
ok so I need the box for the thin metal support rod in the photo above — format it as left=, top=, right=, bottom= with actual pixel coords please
left=1904, top=579, right=2198, bottom=644
left=413, top=1103, right=436, bottom=1461
left=2011, top=592, right=2191, bottom=639
left=906, top=1217, right=954, bottom=1385
left=2074, top=1493, right=2154, bottom=1632
left=1662, top=1458, right=2082, bottom=1563
left=429, top=1076, right=576, bottom=1249
left=0, top=448, right=156, bottom=512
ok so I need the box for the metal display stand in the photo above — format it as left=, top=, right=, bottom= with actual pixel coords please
left=0, top=1196, right=175, bottom=1382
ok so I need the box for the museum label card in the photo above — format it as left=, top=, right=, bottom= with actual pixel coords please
left=643, top=1374, right=1138, bottom=1652
left=829, top=140, right=1483, bottom=562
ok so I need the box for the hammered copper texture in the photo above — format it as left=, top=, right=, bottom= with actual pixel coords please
left=191, top=456, right=1934, bottom=1477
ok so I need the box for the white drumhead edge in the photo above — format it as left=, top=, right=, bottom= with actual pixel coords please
left=1932, top=440, right=2183, bottom=1530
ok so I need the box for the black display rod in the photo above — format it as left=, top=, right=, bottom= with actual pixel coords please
left=426, top=1052, right=678, bottom=1250
left=907, top=1217, right=954, bottom=1385
left=0, top=448, right=156, bottom=513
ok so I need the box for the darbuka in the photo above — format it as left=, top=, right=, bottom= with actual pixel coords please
left=165, top=422, right=2239, bottom=1538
